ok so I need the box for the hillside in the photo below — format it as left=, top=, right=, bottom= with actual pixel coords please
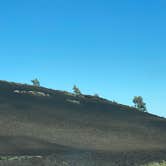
left=0, top=80, right=166, bottom=166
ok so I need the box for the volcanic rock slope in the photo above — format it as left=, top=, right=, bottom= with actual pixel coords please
left=0, top=80, right=166, bottom=165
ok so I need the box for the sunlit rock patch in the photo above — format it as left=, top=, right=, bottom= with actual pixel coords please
left=66, top=99, right=80, bottom=104
left=13, top=90, right=50, bottom=97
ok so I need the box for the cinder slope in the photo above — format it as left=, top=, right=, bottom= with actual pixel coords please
left=0, top=81, right=166, bottom=165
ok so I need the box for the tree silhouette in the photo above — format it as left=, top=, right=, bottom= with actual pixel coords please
left=133, top=96, right=147, bottom=112
left=73, top=85, right=81, bottom=96
left=31, top=78, right=40, bottom=87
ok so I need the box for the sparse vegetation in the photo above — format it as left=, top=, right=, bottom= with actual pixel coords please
left=31, top=78, right=40, bottom=87
left=0, top=156, right=70, bottom=166
left=133, top=96, right=147, bottom=112
left=0, top=80, right=166, bottom=166
left=0, top=156, right=42, bottom=161
left=0, top=155, right=165, bottom=166
left=94, top=93, right=99, bottom=97
left=142, top=161, right=166, bottom=166
left=112, top=100, right=118, bottom=104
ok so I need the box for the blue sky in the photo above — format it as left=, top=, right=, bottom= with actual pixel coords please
left=0, top=0, right=166, bottom=117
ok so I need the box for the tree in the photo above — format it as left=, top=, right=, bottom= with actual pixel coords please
left=133, top=96, right=147, bottom=112
left=31, top=78, right=40, bottom=87
left=73, top=85, right=81, bottom=96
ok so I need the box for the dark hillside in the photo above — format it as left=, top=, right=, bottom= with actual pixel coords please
left=0, top=80, right=166, bottom=165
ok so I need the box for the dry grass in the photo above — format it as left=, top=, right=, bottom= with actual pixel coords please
left=0, top=155, right=166, bottom=166
left=142, top=161, right=166, bottom=166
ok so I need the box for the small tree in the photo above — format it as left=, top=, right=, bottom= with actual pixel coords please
left=73, top=85, right=81, bottom=96
left=31, top=78, right=40, bottom=87
left=94, top=93, right=99, bottom=97
left=133, top=96, right=147, bottom=112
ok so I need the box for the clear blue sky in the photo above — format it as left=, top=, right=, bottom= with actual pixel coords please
left=0, top=0, right=166, bottom=117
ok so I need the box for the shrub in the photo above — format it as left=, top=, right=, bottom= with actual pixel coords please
left=142, top=160, right=166, bottom=166
left=31, top=78, right=40, bottom=87
left=94, top=93, right=99, bottom=97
